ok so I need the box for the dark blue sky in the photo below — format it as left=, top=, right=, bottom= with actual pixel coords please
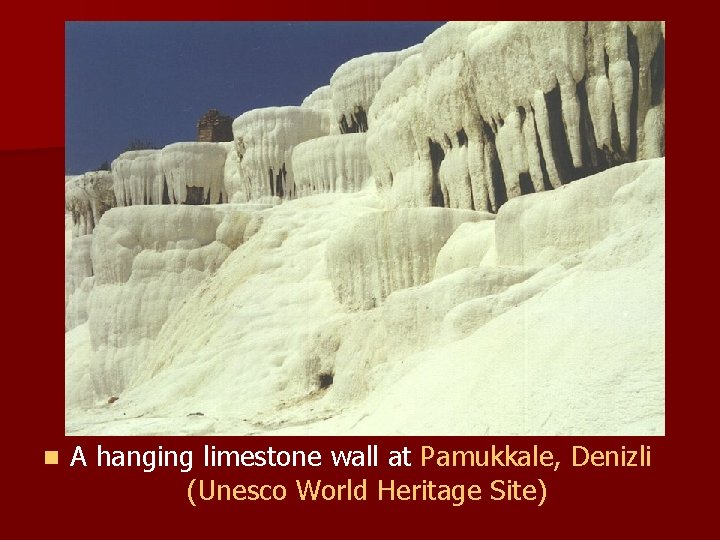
left=65, top=21, right=444, bottom=175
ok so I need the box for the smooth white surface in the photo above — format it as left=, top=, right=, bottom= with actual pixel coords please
left=66, top=205, right=252, bottom=407
left=67, top=159, right=665, bottom=435
left=300, top=85, right=335, bottom=134
left=65, top=234, right=93, bottom=330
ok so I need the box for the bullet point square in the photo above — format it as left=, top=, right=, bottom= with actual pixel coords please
left=45, top=451, right=59, bottom=465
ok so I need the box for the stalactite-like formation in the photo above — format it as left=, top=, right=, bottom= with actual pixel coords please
left=366, top=21, right=665, bottom=212
left=230, top=107, right=328, bottom=202
left=293, top=133, right=371, bottom=196
left=330, top=46, right=421, bottom=134
left=65, top=171, right=116, bottom=236
left=112, top=143, right=227, bottom=206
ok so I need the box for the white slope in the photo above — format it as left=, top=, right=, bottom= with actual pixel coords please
left=65, top=212, right=94, bottom=331
left=324, top=159, right=665, bottom=435
left=66, top=159, right=664, bottom=436
left=65, top=205, right=253, bottom=409
left=434, top=220, right=497, bottom=278
left=65, top=234, right=93, bottom=330
left=495, top=159, right=661, bottom=267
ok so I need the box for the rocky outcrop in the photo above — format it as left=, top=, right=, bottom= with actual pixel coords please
left=65, top=171, right=116, bottom=236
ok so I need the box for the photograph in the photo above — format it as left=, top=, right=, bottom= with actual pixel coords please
left=64, top=20, right=665, bottom=436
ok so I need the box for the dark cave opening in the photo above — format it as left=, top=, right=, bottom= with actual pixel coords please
left=650, top=34, right=665, bottom=106
left=318, top=372, right=334, bottom=390
left=543, top=83, right=574, bottom=184
left=481, top=120, right=507, bottom=211
left=627, top=27, right=640, bottom=162
left=428, top=138, right=446, bottom=207
left=339, top=106, right=369, bottom=133
left=275, top=163, right=286, bottom=198
left=162, top=179, right=170, bottom=204
left=531, top=107, right=554, bottom=191
left=184, top=186, right=205, bottom=205
left=518, top=172, right=535, bottom=195
left=456, top=128, right=468, bottom=147
left=577, top=78, right=608, bottom=175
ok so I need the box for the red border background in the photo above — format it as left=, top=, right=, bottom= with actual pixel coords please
left=2, top=6, right=695, bottom=534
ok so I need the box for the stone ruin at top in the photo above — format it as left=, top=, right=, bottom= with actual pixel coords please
left=196, top=108, right=233, bottom=142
